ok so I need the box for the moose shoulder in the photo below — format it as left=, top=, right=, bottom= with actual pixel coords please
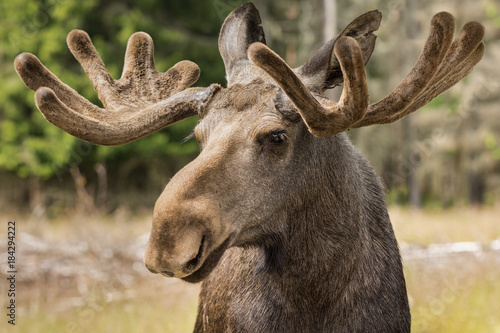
left=15, top=2, right=484, bottom=332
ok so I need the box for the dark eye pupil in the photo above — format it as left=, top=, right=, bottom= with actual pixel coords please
left=269, top=132, right=286, bottom=143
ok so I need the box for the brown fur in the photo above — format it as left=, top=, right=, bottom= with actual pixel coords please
left=184, top=83, right=411, bottom=331
left=14, top=2, right=485, bottom=332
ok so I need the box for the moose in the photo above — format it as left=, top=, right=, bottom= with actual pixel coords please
left=15, top=2, right=484, bottom=332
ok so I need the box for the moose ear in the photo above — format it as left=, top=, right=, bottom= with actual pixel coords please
left=296, top=10, right=382, bottom=93
left=219, top=2, right=266, bottom=86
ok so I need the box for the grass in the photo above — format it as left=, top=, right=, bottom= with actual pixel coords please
left=391, top=205, right=500, bottom=333
left=405, top=259, right=500, bottom=333
left=390, top=205, right=500, bottom=246
left=2, top=205, right=500, bottom=332
left=15, top=293, right=199, bottom=333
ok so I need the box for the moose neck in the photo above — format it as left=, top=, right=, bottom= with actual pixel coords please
left=198, top=130, right=410, bottom=331
left=255, top=132, right=396, bottom=296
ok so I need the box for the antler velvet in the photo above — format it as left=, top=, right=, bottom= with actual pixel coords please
left=248, top=12, right=485, bottom=137
left=15, top=30, right=220, bottom=145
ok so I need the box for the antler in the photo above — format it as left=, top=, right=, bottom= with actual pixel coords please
left=248, top=12, right=485, bottom=137
left=15, top=30, right=220, bottom=145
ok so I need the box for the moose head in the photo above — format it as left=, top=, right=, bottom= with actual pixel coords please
left=15, top=3, right=484, bottom=287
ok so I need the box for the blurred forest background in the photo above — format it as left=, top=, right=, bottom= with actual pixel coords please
left=0, top=0, right=499, bottom=217
left=1, top=1, right=500, bottom=332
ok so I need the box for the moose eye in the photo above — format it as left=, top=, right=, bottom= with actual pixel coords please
left=268, top=131, right=287, bottom=144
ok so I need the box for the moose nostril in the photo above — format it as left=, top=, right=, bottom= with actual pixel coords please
left=184, top=236, right=206, bottom=273
left=161, top=270, right=175, bottom=277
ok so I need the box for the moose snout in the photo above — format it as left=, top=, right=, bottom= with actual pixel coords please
left=144, top=226, right=206, bottom=278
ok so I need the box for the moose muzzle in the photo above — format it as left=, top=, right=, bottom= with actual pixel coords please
left=144, top=220, right=206, bottom=278
left=143, top=153, right=232, bottom=280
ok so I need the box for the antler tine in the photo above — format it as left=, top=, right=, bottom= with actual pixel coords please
left=405, top=40, right=484, bottom=116
left=15, top=30, right=220, bottom=145
left=352, top=15, right=485, bottom=128
left=249, top=12, right=484, bottom=137
left=121, top=32, right=156, bottom=80
left=14, top=52, right=101, bottom=117
left=66, top=30, right=115, bottom=110
left=30, top=85, right=215, bottom=145
left=248, top=37, right=368, bottom=137
left=69, top=30, right=201, bottom=108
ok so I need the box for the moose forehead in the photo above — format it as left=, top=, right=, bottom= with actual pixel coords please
left=195, top=80, right=293, bottom=141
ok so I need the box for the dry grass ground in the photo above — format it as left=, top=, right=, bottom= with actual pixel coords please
left=390, top=205, right=500, bottom=246
left=1, top=205, right=499, bottom=332
left=390, top=205, right=500, bottom=333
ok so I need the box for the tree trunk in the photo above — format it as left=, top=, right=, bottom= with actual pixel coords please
left=322, top=0, right=336, bottom=42
left=323, top=0, right=339, bottom=101
left=404, top=0, right=421, bottom=208
left=94, top=162, right=108, bottom=209
left=70, top=166, right=96, bottom=215
left=468, top=172, right=485, bottom=205
left=27, top=176, right=45, bottom=218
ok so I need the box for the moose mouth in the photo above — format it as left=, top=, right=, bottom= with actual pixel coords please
left=181, top=236, right=233, bottom=283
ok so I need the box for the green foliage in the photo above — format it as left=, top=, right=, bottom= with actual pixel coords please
left=1, top=0, right=498, bottom=209
left=484, top=131, right=500, bottom=160
left=485, top=0, right=500, bottom=28
left=0, top=0, right=229, bottom=180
